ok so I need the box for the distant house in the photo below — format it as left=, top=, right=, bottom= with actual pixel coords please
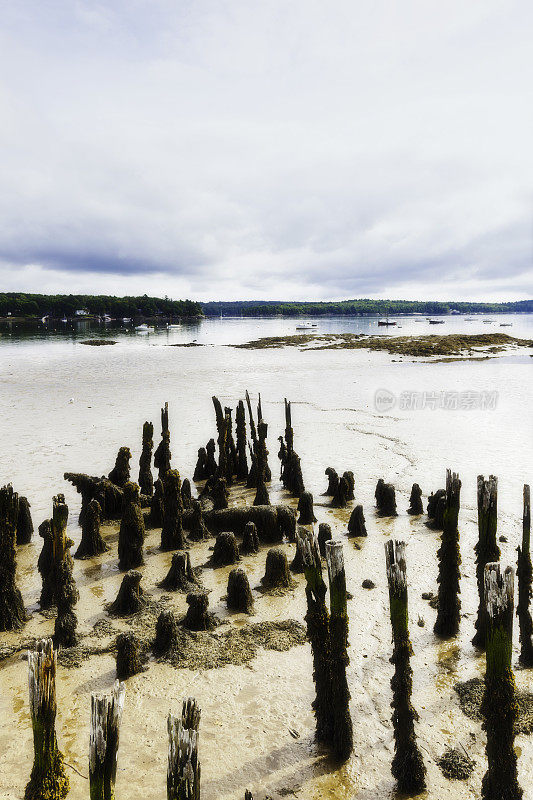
left=75, top=309, right=89, bottom=316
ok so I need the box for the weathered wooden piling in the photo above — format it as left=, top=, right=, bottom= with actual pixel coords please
left=187, top=500, right=210, bottom=542
left=167, top=698, right=201, bottom=800
left=64, top=472, right=123, bottom=523
left=517, top=484, right=533, bottom=666
left=331, top=475, right=350, bottom=508
left=481, top=563, right=522, bottom=800
left=154, top=610, right=179, bottom=655
left=109, top=570, right=145, bottom=615
left=253, top=420, right=271, bottom=506
left=161, top=470, right=185, bottom=551
left=384, top=540, right=426, bottom=793
left=89, top=680, right=125, bottom=800
left=0, top=483, right=26, bottom=630
left=160, top=552, right=201, bottom=593
left=75, top=498, right=108, bottom=559
left=116, top=632, right=143, bottom=679
left=17, top=496, right=34, bottom=544
left=212, top=396, right=231, bottom=484
left=298, top=529, right=333, bottom=743
left=181, top=479, right=193, bottom=509
left=53, top=512, right=79, bottom=648
left=427, top=488, right=446, bottom=529
left=150, top=478, right=165, bottom=528
left=473, top=476, right=500, bottom=649
left=118, top=482, right=145, bottom=570
left=297, top=491, right=316, bottom=524
left=323, top=467, right=339, bottom=497
left=204, top=505, right=295, bottom=543
left=407, top=483, right=423, bottom=515
left=184, top=591, right=214, bottom=631
left=343, top=471, right=355, bottom=501
left=209, top=476, right=229, bottom=510
left=347, top=505, right=367, bottom=537
left=261, top=548, right=292, bottom=590
left=212, top=532, right=240, bottom=566
left=205, top=439, right=217, bottom=478
left=317, top=522, right=332, bottom=557
left=375, top=480, right=397, bottom=516
left=325, top=540, right=353, bottom=761
left=235, top=400, right=249, bottom=480
left=38, top=519, right=55, bottom=609
left=25, top=639, right=69, bottom=800
left=227, top=568, right=254, bottom=614
left=108, top=446, right=131, bottom=487
left=193, top=447, right=209, bottom=482
left=138, top=421, right=154, bottom=497
left=154, top=403, right=172, bottom=480
left=434, top=470, right=462, bottom=638
left=241, top=521, right=260, bottom=554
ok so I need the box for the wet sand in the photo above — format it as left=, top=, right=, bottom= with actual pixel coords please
left=1, top=321, right=532, bottom=798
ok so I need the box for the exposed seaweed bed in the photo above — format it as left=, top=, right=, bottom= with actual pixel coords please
left=437, top=747, right=476, bottom=780
left=233, top=332, right=533, bottom=359
left=455, top=677, right=533, bottom=735
left=80, top=339, right=118, bottom=346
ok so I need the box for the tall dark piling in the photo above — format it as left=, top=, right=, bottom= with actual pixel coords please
left=17, top=496, right=34, bottom=544
left=347, top=505, right=367, bottom=537
left=209, top=477, right=229, bottom=510
left=52, top=495, right=79, bottom=647
left=75, top=498, right=108, bottom=559
left=235, top=400, right=248, bottom=480
left=0, top=484, right=26, bottom=630
left=181, top=479, right=193, bottom=509
left=108, top=446, right=131, bottom=487
left=38, top=519, right=55, bottom=609
left=160, top=551, right=201, bottom=593
left=193, top=448, right=208, bottom=482
left=434, top=470, right=462, bottom=638
left=89, top=680, right=125, bottom=800
left=154, top=610, right=179, bottom=656
left=323, top=468, right=339, bottom=497
left=161, top=470, right=185, bottom=551
left=384, top=540, right=426, bottom=793
left=212, top=396, right=231, bottom=484
left=109, top=571, right=146, bottom=615
left=298, top=529, right=333, bottom=743
left=325, top=540, right=353, bottom=761
left=318, top=523, right=332, bottom=557
left=139, top=421, right=154, bottom=497
left=154, top=403, right=172, bottom=480
left=253, top=419, right=271, bottom=506
left=212, top=532, right=240, bottom=566
left=227, top=568, right=254, bottom=614
left=517, top=484, right=533, bottom=666
left=331, top=476, right=349, bottom=509
left=167, top=698, right=201, bottom=800
left=343, top=471, right=355, bottom=501
left=184, top=591, right=214, bottom=631
left=25, top=639, right=69, bottom=800
left=297, top=491, right=316, bottom=525
left=187, top=500, right=210, bottom=542
left=481, top=563, right=522, bottom=800
left=407, top=484, right=423, bottom=515
left=473, top=475, right=500, bottom=649
left=427, top=488, right=446, bottom=529
left=261, top=548, right=292, bottom=590
left=118, top=482, right=145, bottom=570
left=241, top=521, right=260, bottom=554
left=376, top=481, right=397, bottom=516
left=205, top=439, right=217, bottom=478
left=150, top=478, right=165, bottom=528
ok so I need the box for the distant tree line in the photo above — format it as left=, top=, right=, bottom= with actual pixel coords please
left=202, top=299, right=533, bottom=316
left=0, top=293, right=202, bottom=318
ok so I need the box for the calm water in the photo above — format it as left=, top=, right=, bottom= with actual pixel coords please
left=0, top=314, right=532, bottom=799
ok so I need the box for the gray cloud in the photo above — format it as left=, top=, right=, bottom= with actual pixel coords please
left=0, top=0, right=531, bottom=301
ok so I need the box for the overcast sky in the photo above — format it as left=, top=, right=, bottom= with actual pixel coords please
left=1, top=0, right=531, bottom=302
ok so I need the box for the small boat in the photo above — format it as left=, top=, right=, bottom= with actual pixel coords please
left=135, top=324, right=154, bottom=332
left=500, top=323, right=512, bottom=327
left=122, top=317, right=132, bottom=323
left=429, top=319, right=444, bottom=325
left=167, top=323, right=181, bottom=329
left=295, top=324, right=315, bottom=330
left=464, top=317, right=476, bottom=321
left=378, top=320, right=396, bottom=326
left=483, top=320, right=493, bottom=324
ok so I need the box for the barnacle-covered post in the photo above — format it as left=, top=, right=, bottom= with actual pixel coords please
left=434, top=470, right=462, bottom=638
left=17, top=496, right=34, bottom=544
left=212, top=396, right=231, bottom=485
left=481, top=563, right=522, bottom=800
left=235, top=400, right=248, bottom=480
left=253, top=420, right=270, bottom=506
left=154, top=403, right=172, bottom=480
left=325, top=540, right=353, bottom=761
left=0, top=483, right=26, bottom=630
left=25, top=639, right=69, bottom=800
left=52, top=495, right=79, bottom=647
left=167, top=698, right=201, bottom=800
left=75, top=498, right=108, bottom=559
left=89, top=680, right=125, bottom=800
left=385, top=540, right=426, bottom=793
left=118, top=482, right=145, bottom=570
left=161, top=469, right=185, bottom=551
left=473, top=475, right=500, bottom=649
left=517, top=484, right=533, bottom=666
left=298, top=529, right=333, bottom=744
left=108, top=446, right=131, bottom=487
left=138, top=421, right=154, bottom=497
left=407, top=483, right=423, bottom=515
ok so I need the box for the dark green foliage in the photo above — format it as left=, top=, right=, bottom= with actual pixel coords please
left=0, top=292, right=201, bottom=319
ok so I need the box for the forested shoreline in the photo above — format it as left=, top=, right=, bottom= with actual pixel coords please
left=1, top=293, right=531, bottom=319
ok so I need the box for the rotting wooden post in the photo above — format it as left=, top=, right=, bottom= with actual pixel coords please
left=17, top=496, right=34, bottom=544
left=118, top=482, right=145, bottom=570
left=298, top=529, right=333, bottom=743
left=481, top=563, right=522, bottom=800
left=517, top=485, right=533, bottom=665
left=108, top=447, right=132, bottom=488
left=25, top=639, right=69, bottom=800
left=434, top=470, right=462, bottom=638
left=89, top=680, right=125, bottom=800
left=138, top=421, right=154, bottom=497
left=167, top=698, right=201, bottom=800
left=235, top=400, right=249, bottom=481
left=0, top=483, right=26, bottom=631
left=161, top=470, right=185, bottom=551
left=325, top=540, right=353, bottom=761
left=75, top=498, right=107, bottom=559
left=154, top=403, right=172, bottom=481
left=473, top=476, right=500, bottom=649
left=384, top=540, right=426, bottom=793
left=245, top=390, right=258, bottom=445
